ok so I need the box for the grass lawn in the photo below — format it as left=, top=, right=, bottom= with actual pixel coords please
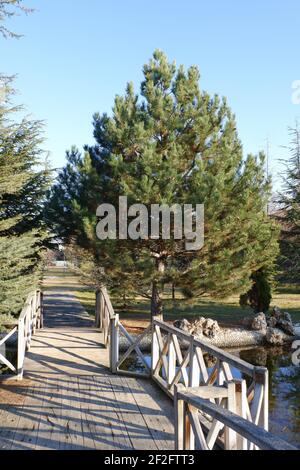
left=43, top=267, right=300, bottom=328
left=73, top=281, right=300, bottom=328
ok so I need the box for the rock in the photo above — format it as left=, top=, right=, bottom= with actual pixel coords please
left=267, top=316, right=277, bottom=328
left=251, top=312, right=267, bottom=332
left=272, top=306, right=282, bottom=320
left=173, top=319, right=191, bottom=332
left=176, top=317, right=221, bottom=339
left=265, top=327, right=285, bottom=346
left=268, top=307, right=295, bottom=336
left=190, top=317, right=206, bottom=336
left=277, top=319, right=295, bottom=336
left=202, top=318, right=220, bottom=338
left=282, top=311, right=293, bottom=323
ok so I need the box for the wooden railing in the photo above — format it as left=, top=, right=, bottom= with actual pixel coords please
left=151, top=318, right=269, bottom=433
left=17, top=290, right=43, bottom=379
left=110, top=314, right=152, bottom=377
left=174, top=384, right=296, bottom=450
left=95, top=287, right=115, bottom=348
left=95, top=287, right=296, bottom=450
left=0, top=290, right=43, bottom=379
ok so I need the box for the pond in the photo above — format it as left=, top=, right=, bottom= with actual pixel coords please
left=121, top=345, right=300, bottom=449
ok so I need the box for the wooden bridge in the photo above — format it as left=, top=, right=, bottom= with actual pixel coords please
left=0, top=270, right=296, bottom=450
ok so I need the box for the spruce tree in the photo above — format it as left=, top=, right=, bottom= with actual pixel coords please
left=47, top=50, right=279, bottom=318
left=278, top=126, right=300, bottom=281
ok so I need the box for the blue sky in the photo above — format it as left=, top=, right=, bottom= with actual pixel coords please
left=1, top=0, right=300, bottom=189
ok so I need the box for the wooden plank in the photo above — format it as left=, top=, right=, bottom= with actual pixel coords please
left=10, top=380, right=47, bottom=450
left=76, top=376, right=97, bottom=449
left=34, top=376, right=62, bottom=450
left=0, top=380, right=32, bottom=449
left=108, top=374, right=158, bottom=450
left=93, top=374, right=133, bottom=450
left=125, top=376, right=174, bottom=450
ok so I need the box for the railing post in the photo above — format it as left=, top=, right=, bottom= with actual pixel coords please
left=167, top=334, right=176, bottom=390
left=151, top=318, right=160, bottom=379
left=255, top=367, right=269, bottom=432
left=189, top=339, right=200, bottom=388
left=40, top=291, right=44, bottom=329
left=17, top=317, right=25, bottom=380
left=233, top=379, right=248, bottom=450
left=100, top=290, right=105, bottom=331
left=174, top=384, right=185, bottom=450
left=95, top=289, right=101, bottom=328
left=224, top=382, right=237, bottom=450
left=27, top=298, right=33, bottom=352
left=110, top=315, right=119, bottom=374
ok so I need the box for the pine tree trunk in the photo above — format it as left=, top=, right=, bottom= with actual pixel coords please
left=150, top=258, right=165, bottom=320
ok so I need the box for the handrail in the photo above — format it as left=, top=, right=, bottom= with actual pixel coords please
left=151, top=316, right=269, bottom=438
left=175, top=384, right=297, bottom=450
left=17, top=290, right=43, bottom=379
left=0, top=290, right=43, bottom=379
left=95, top=287, right=115, bottom=347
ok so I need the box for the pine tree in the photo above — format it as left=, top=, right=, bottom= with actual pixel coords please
left=278, top=126, right=300, bottom=281
left=47, top=50, right=279, bottom=318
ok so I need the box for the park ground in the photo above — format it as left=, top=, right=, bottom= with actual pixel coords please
left=45, top=268, right=300, bottom=334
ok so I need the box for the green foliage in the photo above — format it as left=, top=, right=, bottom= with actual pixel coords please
left=240, top=268, right=273, bottom=313
left=278, top=126, right=300, bottom=282
left=0, top=79, right=51, bottom=323
left=47, top=50, right=279, bottom=317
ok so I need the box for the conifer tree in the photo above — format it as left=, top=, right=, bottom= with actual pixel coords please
left=47, top=50, right=279, bottom=318
left=0, top=4, right=50, bottom=328
left=278, top=126, right=300, bottom=281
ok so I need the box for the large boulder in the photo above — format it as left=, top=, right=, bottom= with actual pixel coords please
left=265, top=327, right=285, bottom=346
left=173, top=318, right=191, bottom=333
left=272, top=306, right=282, bottom=321
left=277, top=319, right=295, bottom=336
left=174, top=317, right=220, bottom=339
left=251, top=312, right=267, bottom=332
left=268, top=307, right=295, bottom=336
left=190, top=317, right=206, bottom=336
left=202, top=318, right=220, bottom=338
left=267, top=316, right=277, bottom=328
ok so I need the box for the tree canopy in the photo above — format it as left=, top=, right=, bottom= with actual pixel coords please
left=277, top=126, right=300, bottom=282
left=47, top=50, right=279, bottom=317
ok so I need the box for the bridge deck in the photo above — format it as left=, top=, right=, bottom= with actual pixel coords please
left=0, top=272, right=174, bottom=450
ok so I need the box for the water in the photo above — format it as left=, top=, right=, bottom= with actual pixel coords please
left=238, top=346, right=300, bottom=448
left=121, top=345, right=300, bottom=448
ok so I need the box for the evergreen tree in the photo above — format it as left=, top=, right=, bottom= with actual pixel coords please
left=47, top=50, right=279, bottom=318
left=0, top=78, right=50, bottom=326
left=240, top=268, right=273, bottom=313
left=277, top=126, right=300, bottom=281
